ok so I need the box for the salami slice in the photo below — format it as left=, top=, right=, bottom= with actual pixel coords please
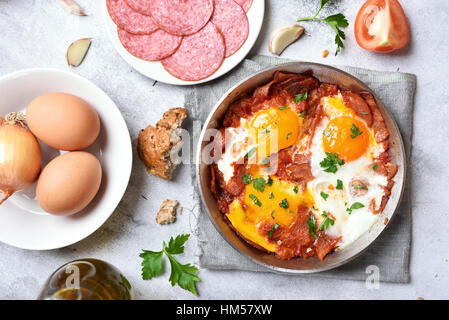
left=162, top=22, right=225, bottom=81
left=118, top=28, right=183, bottom=61
left=212, top=0, right=249, bottom=57
left=149, top=0, right=214, bottom=36
left=107, top=0, right=158, bottom=35
left=234, top=0, right=253, bottom=12
left=124, top=0, right=151, bottom=15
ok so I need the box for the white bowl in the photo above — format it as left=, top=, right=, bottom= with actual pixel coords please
left=103, top=0, right=265, bottom=85
left=0, top=68, right=132, bottom=250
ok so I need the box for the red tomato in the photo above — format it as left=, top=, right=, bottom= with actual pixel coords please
left=354, top=0, right=410, bottom=52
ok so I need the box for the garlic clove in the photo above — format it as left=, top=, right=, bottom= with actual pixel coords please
left=59, top=0, right=87, bottom=16
left=66, top=38, right=92, bottom=67
left=269, top=24, right=305, bottom=56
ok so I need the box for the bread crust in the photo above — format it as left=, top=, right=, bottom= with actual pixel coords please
left=137, top=107, right=187, bottom=180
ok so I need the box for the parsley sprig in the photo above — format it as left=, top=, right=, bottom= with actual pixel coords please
left=297, top=0, right=349, bottom=55
left=318, top=211, right=335, bottom=230
left=140, top=234, right=200, bottom=296
left=320, top=152, right=345, bottom=173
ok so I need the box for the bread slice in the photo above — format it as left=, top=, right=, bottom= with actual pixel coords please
left=137, top=107, right=187, bottom=180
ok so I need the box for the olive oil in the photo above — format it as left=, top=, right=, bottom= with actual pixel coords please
left=38, top=258, right=132, bottom=300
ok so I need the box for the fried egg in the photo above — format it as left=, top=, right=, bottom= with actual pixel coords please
left=216, top=93, right=391, bottom=253
left=308, top=94, right=388, bottom=248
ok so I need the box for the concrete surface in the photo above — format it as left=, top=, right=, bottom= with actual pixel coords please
left=0, top=0, right=448, bottom=300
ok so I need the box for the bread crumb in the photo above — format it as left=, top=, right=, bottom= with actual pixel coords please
left=137, top=108, right=187, bottom=180
left=156, top=200, right=179, bottom=225
left=322, top=49, right=329, bottom=58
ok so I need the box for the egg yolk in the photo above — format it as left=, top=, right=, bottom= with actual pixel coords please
left=322, top=116, right=369, bottom=162
left=226, top=174, right=314, bottom=251
left=247, top=107, right=300, bottom=158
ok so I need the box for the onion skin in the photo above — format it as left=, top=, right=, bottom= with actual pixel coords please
left=0, top=117, right=42, bottom=205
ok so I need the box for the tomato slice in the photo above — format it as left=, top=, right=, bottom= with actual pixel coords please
left=354, top=0, right=410, bottom=52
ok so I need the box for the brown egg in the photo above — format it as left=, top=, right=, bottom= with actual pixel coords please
left=36, top=151, right=102, bottom=216
left=26, top=92, right=100, bottom=151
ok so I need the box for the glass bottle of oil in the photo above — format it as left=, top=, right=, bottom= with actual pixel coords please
left=37, top=258, right=132, bottom=300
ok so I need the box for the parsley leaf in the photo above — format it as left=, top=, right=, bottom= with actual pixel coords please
left=294, top=91, right=308, bottom=102
left=271, top=210, right=275, bottom=219
left=166, top=253, right=200, bottom=296
left=140, top=250, right=164, bottom=280
left=279, top=198, right=289, bottom=209
left=336, top=179, right=343, bottom=190
left=350, top=123, right=363, bottom=139
left=346, top=202, right=365, bottom=214
left=242, top=173, right=252, bottom=185
left=262, top=158, right=270, bottom=165
left=279, top=106, right=288, bottom=110
left=165, top=234, right=190, bottom=255
left=269, top=191, right=275, bottom=199
left=293, top=186, right=298, bottom=194
left=266, top=177, right=274, bottom=186
left=299, top=110, right=307, bottom=118
left=253, top=177, right=266, bottom=192
left=286, top=132, right=292, bottom=140
left=320, top=152, right=345, bottom=173
left=249, top=194, right=262, bottom=207
left=268, top=223, right=280, bottom=238
left=353, top=184, right=368, bottom=190
left=140, top=234, right=200, bottom=296
left=373, top=164, right=378, bottom=171
left=320, top=191, right=329, bottom=200
left=318, top=211, right=335, bottom=231
left=308, top=215, right=318, bottom=239
left=297, top=1, right=348, bottom=55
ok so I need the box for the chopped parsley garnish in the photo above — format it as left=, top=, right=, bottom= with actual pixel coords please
left=271, top=210, right=275, bottom=219
left=350, top=123, right=363, bottom=139
left=346, top=202, right=365, bottom=214
left=269, top=192, right=275, bottom=199
left=244, top=147, right=256, bottom=159
left=279, top=198, right=289, bottom=209
left=249, top=194, right=262, bottom=207
left=323, top=130, right=331, bottom=137
left=299, top=110, right=307, bottom=118
left=318, top=211, right=335, bottom=231
left=262, top=158, right=270, bottom=165
left=293, top=186, right=298, bottom=194
left=320, top=152, right=345, bottom=173
left=307, top=215, right=317, bottom=239
left=266, top=177, right=274, bottom=186
left=297, top=0, right=349, bottom=55
left=320, top=191, right=329, bottom=200
left=353, top=185, right=368, bottom=190
left=294, top=91, right=308, bottom=102
left=289, top=210, right=294, bottom=214
left=286, top=132, right=292, bottom=140
left=242, top=174, right=252, bottom=185
left=279, top=106, right=288, bottom=110
left=268, top=223, right=280, bottom=238
left=252, top=177, right=266, bottom=192
left=373, top=164, right=378, bottom=171
left=336, top=179, right=343, bottom=190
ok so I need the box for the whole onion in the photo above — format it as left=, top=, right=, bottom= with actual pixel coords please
left=0, top=112, right=42, bottom=205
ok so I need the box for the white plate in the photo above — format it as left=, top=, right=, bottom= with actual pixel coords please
left=103, top=0, right=265, bottom=85
left=0, top=69, right=132, bottom=250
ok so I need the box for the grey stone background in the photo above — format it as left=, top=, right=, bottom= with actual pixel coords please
left=0, top=0, right=448, bottom=299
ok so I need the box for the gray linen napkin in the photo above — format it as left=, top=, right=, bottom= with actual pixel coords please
left=186, top=55, right=416, bottom=283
